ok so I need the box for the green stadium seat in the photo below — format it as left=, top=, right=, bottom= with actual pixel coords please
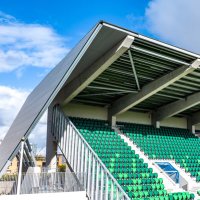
left=118, top=121, right=200, bottom=185
left=70, top=117, right=195, bottom=200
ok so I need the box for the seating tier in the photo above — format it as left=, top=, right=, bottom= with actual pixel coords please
left=70, top=117, right=194, bottom=200
left=118, top=122, right=200, bottom=183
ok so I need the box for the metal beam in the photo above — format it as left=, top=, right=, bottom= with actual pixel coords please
left=17, top=138, right=25, bottom=195
left=131, top=45, right=191, bottom=66
left=78, top=91, right=129, bottom=97
left=57, top=35, right=135, bottom=105
left=154, top=91, right=200, bottom=121
left=87, top=85, right=137, bottom=93
left=108, top=59, right=200, bottom=117
left=128, top=50, right=140, bottom=90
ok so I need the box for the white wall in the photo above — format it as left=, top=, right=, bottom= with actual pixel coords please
left=161, top=116, right=187, bottom=129
left=63, top=103, right=189, bottom=129
left=63, top=103, right=107, bottom=120
left=117, top=111, right=151, bottom=125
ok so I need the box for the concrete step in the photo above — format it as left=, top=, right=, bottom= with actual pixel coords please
left=119, top=133, right=181, bottom=193
left=117, top=131, right=200, bottom=195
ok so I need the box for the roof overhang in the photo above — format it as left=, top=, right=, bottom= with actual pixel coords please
left=1, top=21, right=200, bottom=175
left=58, top=22, right=200, bottom=120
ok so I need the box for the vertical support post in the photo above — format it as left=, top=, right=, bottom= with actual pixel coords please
left=100, top=168, right=104, bottom=200
left=187, top=116, right=196, bottom=134
left=151, top=112, right=160, bottom=128
left=46, top=104, right=58, bottom=171
left=77, top=137, right=81, bottom=175
left=63, top=129, right=67, bottom=155
left=84, top=147, right=88, bottom=188
left=116, top=187, right=119, bottom=200
left=95, top=163, right=100, bottom=200
left=74, top=133, right=78, bottom=172
left=60, top=114, right=64, bottom=150
left=128, top=49, right=140, bottom=90
left=17, top=138, right=25, bottom=195
left=91, top=156, right=96, bottom=199
left=155, top=121, right=160, bottom=129
left=80, top=142, right=84, bottom=184
left=66, top=123, right=72, bottom=161
left=71, top=130, right=75, bottom=169
left=66, top=120, right=70, bottom=158
left=110, top=181, right=114, bottom=200
left=108, top=115, right=116, bottom=127
left=80, top=142, right=84, bottom=173
left=192, top=125, right=196, bottom=134
left=87, top=151, right=92, bottom=198
left=105, top=174, right=108, bottom=200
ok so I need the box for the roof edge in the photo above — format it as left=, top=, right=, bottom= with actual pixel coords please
left=101, top=21, right=200, bottom=59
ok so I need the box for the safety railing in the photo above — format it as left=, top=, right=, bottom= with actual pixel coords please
left=51, top=105, right=130, bottom=200
left=0, top=172, right=84, bottom=195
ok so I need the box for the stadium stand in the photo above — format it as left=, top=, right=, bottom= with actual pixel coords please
left=71, top=117, right=195, bottom=200
left=118, top=122, right=200, bottom=183
left=1, top=21, right=200, bottom=199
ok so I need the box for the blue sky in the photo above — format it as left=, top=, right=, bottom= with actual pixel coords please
left=0, top=0, right=150, bottom=89
left=1, top=0, right=148, bottom=40
left=1, top=0, right=200, bottom=151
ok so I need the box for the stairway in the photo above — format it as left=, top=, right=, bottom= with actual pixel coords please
left=119, top=132, right=181, bottom=193
left=114, top=126, right=200, bottom=199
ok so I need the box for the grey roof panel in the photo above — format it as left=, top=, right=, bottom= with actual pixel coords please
left=0, top=23, right=102, bottom=172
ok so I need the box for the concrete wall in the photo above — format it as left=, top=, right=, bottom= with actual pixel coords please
left=117, top=111, right=151, bottom=125
left=63, top=103, right=189, bottom=129
left=63, top=103, right=107, bottom=120
left=161, top=117, right=187, bottom=129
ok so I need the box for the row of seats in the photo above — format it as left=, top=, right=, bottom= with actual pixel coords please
left=118, top=122, right=200, bottom=183
left=70, top=117, right=194, bottom=200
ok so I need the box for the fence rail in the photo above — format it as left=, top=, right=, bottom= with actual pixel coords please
left=0, top=172, right=84, bottom=195
left=52, top=105, right=130, bottom=200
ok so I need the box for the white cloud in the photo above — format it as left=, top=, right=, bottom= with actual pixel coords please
left=0, top=12, right=69, bottom=72
left=126, top=14, right=146, bottom=31
left=0, top=12, right=68, bottom=153
left=0, top=86, right=29, bottom=134
left=0, top=85, right=47, bottom=153
left=145, top=0, right=200, bottom=53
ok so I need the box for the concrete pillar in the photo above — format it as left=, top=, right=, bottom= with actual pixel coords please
left=155, top=121, right=160, bottom=129
left=46, top=104, right=57, bottom=171
left=151, top=112, right=160, bottom=128
left=108, top=114, right=116, bottom=127
left=192, top=125, right=196, bottom=134
left=111, top=116, right=116, bottom=127
left=187, top=116, right=195, bottom=134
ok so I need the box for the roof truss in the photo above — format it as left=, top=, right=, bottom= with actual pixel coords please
left=56, top=35, right=135, bottom=105
left=108, top=59, right=200, bottom=117
left=154, top=90, right=200, bottom=122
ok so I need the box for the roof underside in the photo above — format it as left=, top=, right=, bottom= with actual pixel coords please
left=1, top=21, right=200, bottom=175
left=71, top=36, right=200, bottom=117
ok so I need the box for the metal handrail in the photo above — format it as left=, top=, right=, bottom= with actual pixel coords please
left=55, top=105, right=130, bottom=200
